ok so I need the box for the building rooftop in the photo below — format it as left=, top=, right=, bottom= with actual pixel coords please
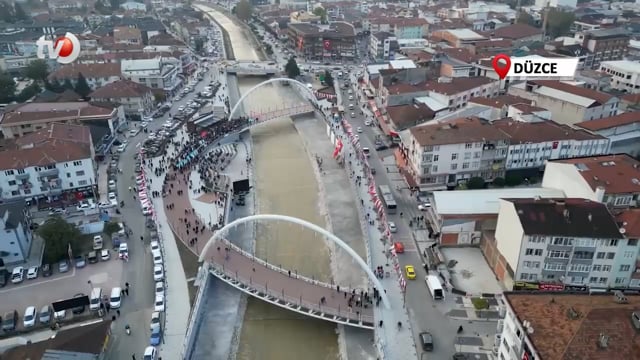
left=432, top=187, right=565, bottom=215
left=468, top=94, right=531, bottom=109
left=90, top=79, right=153, bottom=99
left=551, top=154, right=640, bottom=195
left=584, top=27, right=631, bottom=39
left=388, top=59, right=416, bottom=69
left=488, top=23, right=542, bottom=40
left=492, top=119, right=604, bottom=143
left=373, top=31, right=395, bottom=41
left=410, top=117, right=509, bottom=146
left=14, top=123, right=92, bottom=147
left=113, top=26, right=142, bottom=42
left=0, top=137, right=92, bottom=171
left=48, top=63, right=122, bottom=81
left=508, top=198, right=624, bottom=238
left=387, top=77, right=495, bottom=96
left=0, top=102, right=115, bottom=125
left=600, top=60, right=640, bottom=74
left=444, top=28, right=486, bottom=40
left=504, top=293, right=640, bottom=360
left=386, top=103, right=435, bottom=129
left=532, top=80, right=616, bottom=107
left=288, top=22, right=355, bottom=37
left=574, top=112, right=640, bottom=131
left=0, top=201, right=26, bottom=229
left=615, top=208, right=640, bottom=238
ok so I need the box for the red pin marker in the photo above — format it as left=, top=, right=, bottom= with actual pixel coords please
left=492, top=54, right=511, bottom=80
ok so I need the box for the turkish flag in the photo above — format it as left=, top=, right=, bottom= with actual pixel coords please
left=323, top=40, right=331, bottom=50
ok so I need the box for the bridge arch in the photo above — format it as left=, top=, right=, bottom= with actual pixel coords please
left=200, top=214, right=391, bottom=309
left=228, top=78, right=318, bottom=122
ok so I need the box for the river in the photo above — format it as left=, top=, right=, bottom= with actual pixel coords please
left=200, top=6, right=341, bottom=360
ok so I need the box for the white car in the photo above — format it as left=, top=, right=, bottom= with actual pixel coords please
left=150, top=311, right=161, bottom=331
left=418, top=203, right=431, bottom=211
left=11, top=267, right=24, bottom=284
left=118, top=243, right=129, bottom=259
left=153, top=265, right=164, bottom=281
left=23, top=306, right=36, bottom=328
left=155, top=281, right=164, bottom=296
left=53, top=301, right=66, bottom=320
left=108, top=180, right=116, bottom=191
left=128, top=129, right=139, bottom=137
left=348, top=95, right=354, bottom=100
left=150, top=241, right=160, bottom=253
left=117, top=144, right=126, bottom=153
left=357, top=127, right=363, bottom=133
left=141, top=121, right=149, bottom=128
left=108, top=192, right=118, bottom=206
left=364, top=120, right=372, bottom=126
left=154, top=295, right=165, bottom=312
left=177, top=106, right=185, bottom=112
left=388, top=222, right=398, bottom=233
left=26, top=266, right=39, bottom=280
left=101, top=249, right=111, bottom=261
left=144, top=346, right=157, bottom=360
left=151, top=250, right=163, bottom=265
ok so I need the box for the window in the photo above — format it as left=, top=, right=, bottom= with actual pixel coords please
left=17, top=169, right=25, bottom=174
left=4, top=170, right=14, bottom=176
left=451, top=153, right=458, bottom=160
left=615, top=277, right=626, bottom=284
left=7, top=180, right=15, bottom=186
left=607, top=252, right=615, bottom=260
left=433, top=155, right=439, bottom=162
left=620, top=265, right=631, bottom=272
left=465, top=143, right=473, bottom=149
left=553, top=237, right=573, bottom=246
left=548, top=250, right=569, bottom=259
left=66, top=173, right=71, bottom=178
left=451, top=163, right=458, bottom=170
left=608, top=239, right=619, bottom=246
left=589, top=277, right=598, bottom=283
left=523, top=261, right=540, bottom=269
left=573, top=251, right=594, bottom=260
left=78, top=180, right=88, bottom=186
left=462, top=162, right=469, bottom=169
left=603, top=265, right=612, bottom=272
left=529, top=236, right=546, bottom=244
left=474, top=152, right=481, bottom=158
left=592, top=265, right=602, bottom=271
left=596, top=252, right=606, bottom=259
left=75, top=170, right=85, bottom=176
left=69, top=182, right=74, bottom=187
left=464, top=152, right=471, bottom=160
left=432, top=165, right=438, bottom=172
left=624, top=250, right=635, bottom=258
left=73, top=160, right=82, bottom=166
left=544, top=262, right=566, bottom=271
left=614, top=196, right=632, bottom=206
left=629, top=239, right=638, bottom=246
left=570, top=264, right=591, bottom=272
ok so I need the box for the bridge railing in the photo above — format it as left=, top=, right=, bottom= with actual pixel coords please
left=216, top=238, right=364, bottom=295
left=209, top=261, right=375, bottom=326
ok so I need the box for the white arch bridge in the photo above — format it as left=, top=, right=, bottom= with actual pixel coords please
left=198, top=214, right=389, bottom=329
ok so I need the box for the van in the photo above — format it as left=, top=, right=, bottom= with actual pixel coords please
left=419, top=331, right=434, bottom=351
left=109, top=287, right=122, bottom=309
left=90, top=288, right=102, bottom=311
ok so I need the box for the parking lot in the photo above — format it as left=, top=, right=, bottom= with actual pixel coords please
left=0, top=253, right=124, bottom=330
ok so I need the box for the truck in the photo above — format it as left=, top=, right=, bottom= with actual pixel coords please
left=425, top=275, right=445, bottom=300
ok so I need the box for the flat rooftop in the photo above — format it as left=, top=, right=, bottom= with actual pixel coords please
left=505, top=293, right=640, bottom=360
left=432, top=187, right=565, bottom=215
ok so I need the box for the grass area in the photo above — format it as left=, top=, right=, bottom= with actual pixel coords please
left=172, top=229, right=200, bottom=306
left=471, top=297, right=490, bottom=310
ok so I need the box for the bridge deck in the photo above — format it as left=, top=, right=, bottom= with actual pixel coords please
left=164, top=164, right=374, bottom=328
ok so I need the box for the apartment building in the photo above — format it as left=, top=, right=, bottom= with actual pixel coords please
left=0, top=202, right=33, bottom=264
left=400, top=117, right=509, bottom=189
left=575, top=112, right=640, bottom=157
left=0, top=102, right=123, bottom=139
left=288, top=22, right=357, bottom=61
left=509, top=80, right=619, bottom=125
left=0, top=124, right=96, bottom=202
left=367, top=17, right=428, bottom=39
left=113, top=26, right=143, bottom=46
left=369, top=32, right=398, bottom=61
left=121, top=58, right=181, bottom=96
left=431, top=29, right=487, bottom=47
left=576, top=28, right=630, bottom=68
left=90, top=79, right=155, bottom=117
left=48, top=63, right=122, bottom=90
left=542, top=154, right=640, bottom=208
left=492, top=119, right=610, bottom=174
left=495, top=198, right=635, bottom=288
left=599, top=60, right=640, bottom=94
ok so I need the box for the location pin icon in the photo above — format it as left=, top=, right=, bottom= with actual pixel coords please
left=492, top=54, right=511, bottom=80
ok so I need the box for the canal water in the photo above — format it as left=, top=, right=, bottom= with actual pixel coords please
left=203, top=6, right=341, bottom=360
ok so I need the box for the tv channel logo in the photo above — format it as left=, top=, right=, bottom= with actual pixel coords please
left=36, top=32, right=81, bottom=64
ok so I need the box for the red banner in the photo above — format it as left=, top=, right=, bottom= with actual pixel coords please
left=323, top=40, right=331, bottom=51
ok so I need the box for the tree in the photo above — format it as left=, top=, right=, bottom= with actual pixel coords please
left=63, top=78, right=74, bottom=90
left=284, top=57, right=300, bottom=79
left=546, top=9, right=575, bottom=38
left=505, top=174, right=524, bottom=187
left=466, top=177, right=486, bottom=190
left=16, top=82, right=41, bottom=102
left=38, top=216, right=83, bottom=264
left=492, top=177, right=506, bottom=188
left=110, top=0, right=120, bottom=10
left=0, top=2, right=14, bottom=23
left=14, top=2, right=27, bottom=21
left=235, top=0, right=252, bottom=22
left=323, top=70, right=334, bottom=87
left=516, top=12, right=536, bottom=26
left=0, top=72, right=16, bottom=103
left=74, top=73, right=91, bottom=97
left=313, top=7, right=327, bottom=23
left=103, top=221, right=121, bottom=237
left=154, top=92, right=166, bottom=103
left=23, top=59, right=49, bottom=82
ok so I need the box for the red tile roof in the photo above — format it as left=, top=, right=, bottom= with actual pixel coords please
left=48, top=63, right=122, bottom=81
left=468, top=95, right=531, bottom=108
left=14, top=123, right=92, bottom=148
left=90, top=79, right=153, bottom=99
left=492, top=118, right=604, bottom=143
left=0, top=102, right=115, bottom=125
left=386, top=77, right=495, bottom=96
left=487, top=23, right=542, bottom=40
left=551, top=154, right=640, bottom=194
left=574, top=112, right=640, bottom=131
left=410, top=117, right=508, bottom=146
left=386, top=103, right=435, bottom=129
left=616, top=208, right=640, bottom=238
left=532, top=80, right=616, bottom=105
left=0, top=138, right=92, bottom=171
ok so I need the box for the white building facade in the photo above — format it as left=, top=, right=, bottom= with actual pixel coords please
left=121, top=58, right=182, bottom=96
left=497, top=300, right=540, bottom=360
left=0, top=203, right=33, bottom=264
left=599, top=60, right=640, bottom=94
left=505, top=138, right=611, bottom=170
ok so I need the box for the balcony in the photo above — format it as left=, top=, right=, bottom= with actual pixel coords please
left=41, top=178, right=62, bottom=190
left=19, top=182, right=32, bottom=190
left=38, top=168, right=59, bottom=177
left=15, top=172, right=30, bottom=180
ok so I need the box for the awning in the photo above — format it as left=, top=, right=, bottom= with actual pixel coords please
left=389, top=130, right=399, bottom=137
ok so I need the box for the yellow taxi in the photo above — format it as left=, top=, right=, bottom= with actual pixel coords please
left=405, top=265, right=416, bottom=280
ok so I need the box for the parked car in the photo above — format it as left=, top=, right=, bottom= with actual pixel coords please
left=23, top=306, right=36, bottom=328
left=42, top=264, right=52, bottom=277
left=74, top=256, right=86, bottom=269
left=72, top=293, right=86, bottom=314
left=143, top=346, right=157, bottom=360
left=87, top=251, right=98, bottom=264
left=2, top=310, right=17, bottom=331
left=58, top=260, right=70, bottom=273
left=154, top=295, right=165, bottom=312
left=153, top=265, right=164, bottom=281
left=11, top=267, right=24, bottom=284
left=39, top=305, right=52, bottom=324
left=150, top=241, right=160, bottom=253
left=155, top=281, right=164, bottom=296
left=150, top=326, right=162, bottom=346
left=26, top=266, right=39, bottom=280
left=118, top=243, right=129, bottom=259
left=388, top=222, right=397, bottom=233
left=150, top=311, right=161, bottom=331
left=100, top=249, right=111, bottom=261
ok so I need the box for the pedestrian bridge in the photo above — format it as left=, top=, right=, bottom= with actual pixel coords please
left=225, top=61, right=280, bottom=76
left=194, top=104, right=314, bottom=128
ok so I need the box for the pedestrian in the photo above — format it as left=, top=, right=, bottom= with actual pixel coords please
left=106, top=303, right=111, bottom=312
left=132, top=355, right=136, bottom=360
left=125, top=288, right=129, bottom=296
left=126, top=282, right=130, bottom=289
left=117, top=310, right=121, bottom=317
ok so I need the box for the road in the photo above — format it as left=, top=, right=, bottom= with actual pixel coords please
left=104, top=62, right=217, bottom=360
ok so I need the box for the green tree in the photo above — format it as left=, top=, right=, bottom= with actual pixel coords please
left=517, top=12, right=536, bottom=26
left=74, top=73, right=91, bottom=97
left=103, top=221, right=121, bottom=237
left=63, top=78, right=74, bottom=90
left=235, top=0, right=252, bottom=22
left=0, top=2, right=15, bottom=23
left=14, top=2, right=27, bottom=21
left=38, top=216, right=83, bottom=264
left=0, top=72, right=16, bottom=103
left=109, top=0, right=120, bottom=10
left=313, top=7, right=327, bottom=22
left=23, top=59, right=49, bottom=82
left=284, top=57, right=300, bottom=79
left=45, top=79, right=64, bottom=93
left=466, top=177, right=486, bottom=190
left=546, top=9, right=575, bottom=38
left=323, top=70, right=334, bottom=87
left=492, top=177, right=506, bottom=188
left=505, top=174, right=524, bottom=187
left=16, top=82, right=41, bottom=102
